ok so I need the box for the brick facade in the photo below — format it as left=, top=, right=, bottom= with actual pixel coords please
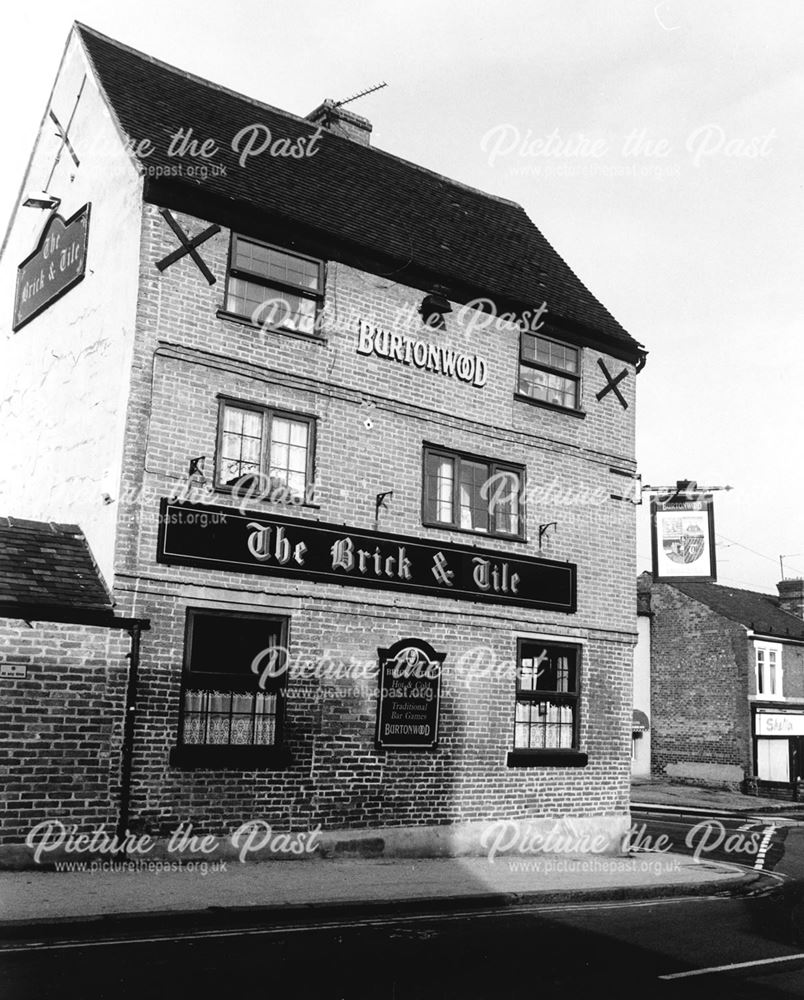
left=645, top=578, right=804, bottom=792
left=0, top=26, right=644, bottom=855
left=105, top=202, right=639, bottom=842
left=649, top=583, right=751, bottom=782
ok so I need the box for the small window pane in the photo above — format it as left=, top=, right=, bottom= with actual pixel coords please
left=268, top=417, right=310, bottom=498
left=458, top=460, right=490, bottom=533
left=219, top=406, right=264, bottom=486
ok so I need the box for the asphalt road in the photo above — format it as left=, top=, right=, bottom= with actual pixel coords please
left=4, top=815, right=804, bottom=1000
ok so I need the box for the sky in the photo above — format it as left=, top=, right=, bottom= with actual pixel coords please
left=1, top=0, right=802, bottom=593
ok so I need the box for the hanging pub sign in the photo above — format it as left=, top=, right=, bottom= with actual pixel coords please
left=651, top=481, right=717, bottom=581
left=13, top=204, right=90, bottom=331
left=157, top=500, right=577, bottom=612
left=376, top=638, right=444, bottom=749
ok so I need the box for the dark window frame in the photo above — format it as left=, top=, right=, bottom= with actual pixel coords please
left=170, top=607, right=290, bottom=770
left=421, top=443, right=526, bottom=541
left=214, top=396, right=317, bottom=504
left=223, top=233, right=325, bottom=336
left=506, top=638, right=587, bottom=768
left=517, top=329, right=583, bottom=414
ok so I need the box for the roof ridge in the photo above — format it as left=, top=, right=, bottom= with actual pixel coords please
left=73, top=22, right=524, bottom=212
left=676, top=580, right=778, bottom=599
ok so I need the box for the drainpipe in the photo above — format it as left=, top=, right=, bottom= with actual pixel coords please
left=117, top=622, right=142, bottom=842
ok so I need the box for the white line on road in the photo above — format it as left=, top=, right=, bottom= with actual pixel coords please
left=0, top=895, right=720, bottom=953
left=660, top=952, right=804, bottom=980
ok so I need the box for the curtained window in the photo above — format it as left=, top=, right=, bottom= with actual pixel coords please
left=514, top=642, right=580, bottom=751
left=423, top=446, right=523, bottom=539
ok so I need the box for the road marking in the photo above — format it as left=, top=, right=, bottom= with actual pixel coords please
left=0, top=895, right=718, bottom=953
left=660, top=952, right=804, bottom=980
left=754, top=824, right=778, bottom=871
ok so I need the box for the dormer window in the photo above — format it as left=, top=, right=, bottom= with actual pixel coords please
left=225, top=234, right=324, bottom=335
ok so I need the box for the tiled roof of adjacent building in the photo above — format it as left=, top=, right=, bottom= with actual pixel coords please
left=75, top=24, right=643, bottom=360
left=0, top=517, right=113, bottom=613
left=668, top=579, right=804, bottom=642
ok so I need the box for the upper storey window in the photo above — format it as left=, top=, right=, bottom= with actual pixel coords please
left=225, top=234, right=324, bottom=336
left=518, top=331, right=581, bottom=412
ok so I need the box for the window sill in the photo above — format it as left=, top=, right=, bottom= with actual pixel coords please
left=216, top=309, right=327, bottom=345
left=514, top=394, right=586, bottom=419
left=169, top=745, right=292, bottom=770
left=506, top=750, right=588, bottom=768
left=421, top=520, right=528, bottom=545
left=213, top=485, right=320, bottom=511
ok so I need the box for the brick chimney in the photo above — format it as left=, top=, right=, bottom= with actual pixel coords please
left=306, top=100, right=372, bottom=146
left=777, top=578, right=804, bottom=620
left=637, top=570, right=652, bottom=616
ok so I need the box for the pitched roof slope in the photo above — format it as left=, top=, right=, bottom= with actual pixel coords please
left=0, top=517, right=113, bottom=612
left=669, top=579, right=804, bottom=641
left=76, top=24, right=641, bottom=355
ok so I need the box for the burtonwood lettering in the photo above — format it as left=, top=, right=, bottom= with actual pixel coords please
left=157, top=500, right=576, bottom=612
left=357, top=319, right=488, bottom=387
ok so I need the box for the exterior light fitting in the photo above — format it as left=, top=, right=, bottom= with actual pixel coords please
left=23, top=191, right=61, bottom=211
left=420, top=287, right=452, bottom=330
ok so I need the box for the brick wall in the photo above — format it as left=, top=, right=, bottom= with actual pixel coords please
left=649, top=583, right=751, bottom=779
left=99, top=201, right=640, bottom=839
left=0, top=621, right=130, bottom=844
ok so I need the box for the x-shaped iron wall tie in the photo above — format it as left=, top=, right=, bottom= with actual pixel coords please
left=155, top=209, right=220, bottom=285
left=45, top=76, right=86, bottom=189
left=596, top=359, right=629, bottom=409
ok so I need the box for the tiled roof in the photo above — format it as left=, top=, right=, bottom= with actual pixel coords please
left=669, top=579, right=804, bottom=642
left=76, top=24, right=643, bottom=359
left=0, top=517, right=113, bottom=612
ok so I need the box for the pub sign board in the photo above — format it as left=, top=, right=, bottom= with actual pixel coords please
left=13, top=204, right=90, bottom=331
left=650, top=491, right=717, bottom=582
left=376, top=638, right=444, bottom=749
left=157, top=500, right=577, bottom=612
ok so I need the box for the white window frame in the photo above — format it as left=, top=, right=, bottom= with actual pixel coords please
left=755, top=641, right=783, bottom=700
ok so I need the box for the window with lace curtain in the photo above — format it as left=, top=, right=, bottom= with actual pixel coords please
left=215, top=398, right=315, bottom=503
left=422, top=445, right=524, bottom=539
left=513, top=641, right=580, bottom=752
left=175, top=610, right=288, bottom=764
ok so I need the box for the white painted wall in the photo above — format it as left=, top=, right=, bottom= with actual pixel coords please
left=632, top=613, right=651, bottom=775
left=0, top=27, right=143, bottom=582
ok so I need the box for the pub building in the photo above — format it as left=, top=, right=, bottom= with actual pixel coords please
left=0, top=23, right=647, bottom=859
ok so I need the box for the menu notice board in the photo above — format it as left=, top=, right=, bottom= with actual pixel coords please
left=375, top=638, right=444, bottom=750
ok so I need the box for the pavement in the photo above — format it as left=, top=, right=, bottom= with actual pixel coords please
left=0, top=852, right=760, bottom=937
left=0, top=780, right=787, bottom=936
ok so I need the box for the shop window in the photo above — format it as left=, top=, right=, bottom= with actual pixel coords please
left=517, top=330, right=581, bottom=412
left=224, top=234, right=324, bottom=335
left=507, top=640, right=587, bottom=767
left=756, top=738, right=790, bottom=782
left=756, top=642, right=783, bottom=699
left=422, top=445, right=523, bottom=538
left=216, top=399, right=315, bottom=502
left=171, top=610, right=289, bottom=769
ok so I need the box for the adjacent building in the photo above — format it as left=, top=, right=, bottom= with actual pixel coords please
left=0, top=23, right=646, bottom=856
left=639, top=572, right=804, bottom=797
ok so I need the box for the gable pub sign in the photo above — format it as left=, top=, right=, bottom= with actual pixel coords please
left=13, top=204, right=90, bottom=331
